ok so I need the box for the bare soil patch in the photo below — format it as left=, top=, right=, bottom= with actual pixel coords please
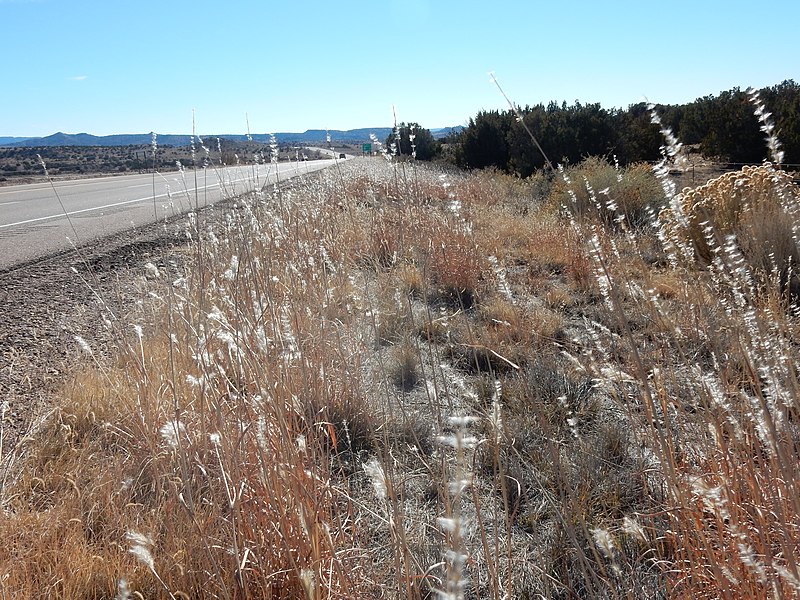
left=0, top=212, right=193, bottom=454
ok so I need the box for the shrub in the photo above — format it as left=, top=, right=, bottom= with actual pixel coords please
left=549, top=157, right=667, bottom=229
left=659, top=163, right=800, bottom=282
left=384, top=122, right=440, bottom=161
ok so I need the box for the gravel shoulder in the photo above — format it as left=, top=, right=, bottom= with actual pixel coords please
left=0, top=196, right=226, bottom=460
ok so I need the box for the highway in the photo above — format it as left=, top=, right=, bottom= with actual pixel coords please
left=0, top=159, right=334, bottom=270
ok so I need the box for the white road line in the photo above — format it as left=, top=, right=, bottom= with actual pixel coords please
left=0, top=201, right=21, bottom=206
left=0, top=161, right=323, bottom=195
left=0, top=178, right=128, bottom=194
left=0, top=191, right=176, bottom=229
left=0, top=186, right=48, bottom=196
left=0, top=172, right=275, bottom=229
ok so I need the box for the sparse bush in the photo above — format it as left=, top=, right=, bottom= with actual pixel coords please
left=659, top=164, right=800, bottom=286
left=549, top=156, right=667, bottom=228
left=389, top=341, right=421, bottom=392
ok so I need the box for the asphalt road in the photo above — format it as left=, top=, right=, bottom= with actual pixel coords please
left=0, top=159, right=334, bottom=271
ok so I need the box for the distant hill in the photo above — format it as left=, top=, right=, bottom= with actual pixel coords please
left=431, top=127, right=463, bottom=139
left=3, top=129, right=390, bottom=148
left=2, top=126, right=462, bottom=148
left=0, top=137, right=31, bottom=146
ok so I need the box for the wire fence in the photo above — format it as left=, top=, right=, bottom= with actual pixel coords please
left=667, top=159, right=800, bottom=186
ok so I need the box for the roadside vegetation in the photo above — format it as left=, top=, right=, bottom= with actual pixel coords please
left=0, top=141, right=331, bottom=183
left=446, top=80, right=800, bottom=175
left=2, top=86, right=800, bottom=598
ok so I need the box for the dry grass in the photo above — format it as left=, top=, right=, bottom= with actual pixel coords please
left=660, top=164, right=800, bottom=276
left=3, top=149, right=800, bottom=599
left=549, top=157, right=667, bottom=229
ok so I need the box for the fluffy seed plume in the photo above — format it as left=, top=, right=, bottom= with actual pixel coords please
left=126, top=530, right=155, bottom=571
left=363, top=457, right=388, bottom=501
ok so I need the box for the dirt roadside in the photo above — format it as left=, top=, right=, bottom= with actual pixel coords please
left=0, top=198, right=222, bottom=464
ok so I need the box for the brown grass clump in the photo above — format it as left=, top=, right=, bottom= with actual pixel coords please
left=427, top=228, right=485, bottom=309
left=0, top=350, right=367, bottom=598
left=660, top=164, right=800, bottom=277
left=478, top=297, right=565, bottom=350
left=549, top=157, right=666, bottom=228
left=389, top=340, right=421, bottom=392
left=395, top=263, right=424, bottom=297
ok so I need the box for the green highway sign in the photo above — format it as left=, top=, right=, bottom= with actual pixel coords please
left=362, top=143, right=372, bottom=154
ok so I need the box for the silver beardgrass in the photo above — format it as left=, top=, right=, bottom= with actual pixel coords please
left=159, top=419, right=186, bottom=450
left=75, top=335, right=93, bottom=355
left=115, top=578, right=131, bottom=600
left=434, top=413, right=480, bottom=600
left=747, top=87, right=784, bottom=165
left=362, top=457, right=388, bottom=501
left=126, top=531, right=176, bottom=599
left=126, top=530, right=155, bottom=571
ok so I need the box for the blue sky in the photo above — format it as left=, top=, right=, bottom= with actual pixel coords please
left=1, top=0, right=798, bottom=137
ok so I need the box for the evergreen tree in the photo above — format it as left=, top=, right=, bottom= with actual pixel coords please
left=384, top=123, right=439, bottom=161
left=448, top=82, right=800, bottom=173
left=454, top=111, right=513, bottom=170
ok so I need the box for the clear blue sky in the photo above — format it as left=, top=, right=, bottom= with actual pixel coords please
left=1, top=0, right=798, bottom=137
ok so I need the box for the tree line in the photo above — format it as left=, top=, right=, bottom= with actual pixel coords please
left=453, top=80, right=800, bottom=176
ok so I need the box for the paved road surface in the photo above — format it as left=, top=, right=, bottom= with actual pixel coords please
left=0, top=160, right=333, bottom=270
left=308, top=146, right=356, bottom=159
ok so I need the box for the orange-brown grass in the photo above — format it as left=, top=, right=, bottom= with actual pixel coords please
left=569, top=160, right=800, bottom=597
left=527, top=215, right=593, bottom=284
left=665, top=435, right=800, bottom=598
left=479, top=297, right=564, bottom=348
left=427, top=228, right=485, bottom=309
left=17, top=155, right=799, bottom=599
left=472, top=206, right=539, bottom=265
left=0, top=333, right=367, bottom=598
left=450, top=167, right=550, bottom=213
left=395, top=263, right=424, bottom=297
left=0, top=173, right=390, bottom=597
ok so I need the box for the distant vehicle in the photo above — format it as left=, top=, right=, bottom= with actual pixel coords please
left=339, top=153, right=346, bottom=159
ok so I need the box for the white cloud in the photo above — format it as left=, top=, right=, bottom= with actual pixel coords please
left=68, top=75, right=88, bottom=81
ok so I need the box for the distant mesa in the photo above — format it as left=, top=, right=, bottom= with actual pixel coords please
left=0, top=127, right=462, bottom=148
